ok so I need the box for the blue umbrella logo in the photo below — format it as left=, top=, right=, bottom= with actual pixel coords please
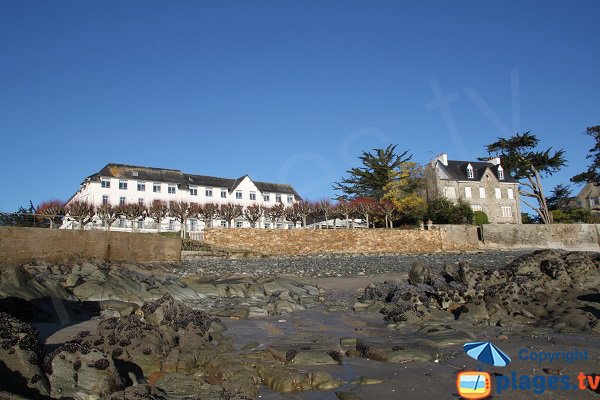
left=464, top=341, right=511, bottom=367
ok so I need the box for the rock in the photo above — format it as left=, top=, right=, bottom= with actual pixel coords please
left=107, top=384, right=168, bottom=400
left=45, top=343, right=122, bottom=399
left=352, top=376, right=383, bottom=385
left=289, top=350, right=341, bottom=365
left=0, top=313, right=50, bottom=398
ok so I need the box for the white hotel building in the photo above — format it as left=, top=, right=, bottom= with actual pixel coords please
left=65, top=163, right=302, bottom=231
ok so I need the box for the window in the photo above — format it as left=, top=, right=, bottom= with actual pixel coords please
left=465, top=187, right=472, bottom=198
left=168, top=185, right=176, bottom=194
left=138, top=198, right=144, bottom=206
left=495, top=188, right=502, bottom=199
left=443, top=186, right=456, bottom=199
left=276, top=194, right=282, bottom=203
left=263, top=194, right=270, bottom=202
left=287, top=195, right=293, bottom=204
left=466, top=164, right=474, bottom=179
left=119, top=180, right=128, bottom=190
left=479, top=188, right=486, bottom=198
left=190, top=187, right=198, bottom=196
left=189, top=219, right=197, bottom=232
left=168, top=220, right=174, bottom=230
left=119, top=218, right=126, bottom=228
left=501, top=206, right=513, bottom=218
left=277, top=223, right=283, bottom=229
left=220, top=220, right=227, bottom=227
left=591, top=197, right=598, bottom=206
left=153, top=183, right=161, bottom=193
left=577, top=200, right=583, bottom=207
left=137, top=220, right=143, bottom=229
left=132, top=171, right=139, bottom=177
left=236, top=221, right=244, bottom=228
left=101, top=179, right=110, bottom=188
left=472, top=204, right=483, bottom=212
left=250, top=192, right=256, bottom=201
left=507, top=188, right=514, bottom=200
left=102, top=195, right=109, bottom=205
left=498, top=166, right=505, bottom=180
left=119, top=197, right=126, bottom=206
left=205, top=189, right=213, bottom=197
left=236, top=191, right=242, bottom=199
left=221, top=190, right=227, bottom=199
left=137, top=182, right=145, bottom=192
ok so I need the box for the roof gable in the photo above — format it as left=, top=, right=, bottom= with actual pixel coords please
left=441, top=160, right=518, bottom=183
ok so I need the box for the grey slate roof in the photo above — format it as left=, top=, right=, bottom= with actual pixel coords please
left=86, top=163, right=301, bottom=197
left=441, top=160, right=519, bottom=183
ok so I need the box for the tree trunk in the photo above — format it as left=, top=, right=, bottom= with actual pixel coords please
left=366, top=214, right=369, bottom=229
left=302, top=216, right=307, bottom=228
left=49, top=219, right=53, bottom=229
left=157, top=218, right=161, bottom=232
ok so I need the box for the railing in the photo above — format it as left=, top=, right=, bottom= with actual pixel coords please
left=188, top=231, right=204, bottom=241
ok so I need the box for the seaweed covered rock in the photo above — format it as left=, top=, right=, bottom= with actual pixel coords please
left=44, top=342, right=122, bottom=399
left=360, top=250, right=600, bottom=332
left=0, top=312, right=49, bottom=398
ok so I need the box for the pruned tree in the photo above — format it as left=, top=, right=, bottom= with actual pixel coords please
left=316, top=199, right=333, bottom=229
left=197, top=203, right=219, bottom=228
left=485, top=132, right=566, bottom=224
left=378, top=199, right=397, bottom=228
left=334, top=200, right=354, bottom=229
left=351, top=197, right=377, bottom=229
left=169, top=200, right=193, bottom=237
left=294, top=200, right=315, bottom=228
left=36, top=199, right=65, bottom=228
left=65, top=200, right=95, bottom=229
left=244, top=204, right=263, bottom=228
left=117, top=203, right=147, bottom=232
left=284, top=204, right=301, bottom=229
left=265, top=203, right=285, bottom=229
left=334, top=144, right=413, bottom=200
left=571, top=125, right=600, bottom=184
left=219, top=203, right=243, bottom=228
left=96, top=203, right=118, bottom=231
left=147, top=199, right=169, bottom=232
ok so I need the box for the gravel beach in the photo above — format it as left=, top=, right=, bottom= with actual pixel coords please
left=181, top=249, right=535, bottom=278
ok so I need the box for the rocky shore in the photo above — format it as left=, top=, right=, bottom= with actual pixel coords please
left=0, top=249, right=598, bottom=399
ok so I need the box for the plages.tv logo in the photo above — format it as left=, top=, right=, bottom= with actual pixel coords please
left=457, top=341, right=511, bottom=400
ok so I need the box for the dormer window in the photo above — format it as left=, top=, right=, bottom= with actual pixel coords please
left=466, top=164, right=474, bottom=179
left=132, top=171, right=139, bottom=177
left=498, top=166, right=505, bottom=180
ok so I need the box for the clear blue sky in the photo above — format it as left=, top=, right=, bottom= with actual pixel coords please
left=1, top=1, right=598, bottom=211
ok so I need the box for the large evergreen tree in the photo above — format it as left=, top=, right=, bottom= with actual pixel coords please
left=333, top=144, right=412, bottom=200
left=571, top=125, right=600, bottom=184
left=485, top=132, right=566, bottom=224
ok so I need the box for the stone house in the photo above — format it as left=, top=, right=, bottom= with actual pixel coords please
left=568, top=183, right=600, bottom=217
left=425, top=153, right=521, bottom=224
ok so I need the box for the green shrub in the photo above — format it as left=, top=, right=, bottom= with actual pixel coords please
left=551, top=208, right=593, bottom=223
left=427, top=198, right=474, bottom=225
left=474, top=211, right=489, bottom=225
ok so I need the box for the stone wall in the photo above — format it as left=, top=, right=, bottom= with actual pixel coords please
left=0, top=227, right=181, bottom=266
left=480, top=224, right=600, bottom=251
left=202, top=228, right=478, bottom=255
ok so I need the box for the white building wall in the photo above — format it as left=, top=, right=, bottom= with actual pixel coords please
left=66, top=175, right=298, bottom=232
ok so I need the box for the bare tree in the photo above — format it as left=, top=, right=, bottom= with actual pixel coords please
left=147, top=199, right=169, bottom=232
left=351, top=197, right=377, bottom=229
left=334, top=200, right=354, bottom=229
left=117, top=203, right=147, bottom=232
left=96, top=203, right=118, bottom=231
left=65, top=200, right=95, bottom=229
left=244, top=204, right=263, bottom=228
left=169, top=200, right=193, bottom=237
left=196, top=203, right=218, bottom=229
left=294, top=200, right=315, bottom=228
left=378, top=199, right=397, bottom=228
left=219, top=203, right=243, bottom=228
left=284, top=204, right=302, bottom=229
left=316, top=199, right=333, bottom=229
left=36, top=199, right=65, bottom=228
left=265, top=203, right=285, bottom=229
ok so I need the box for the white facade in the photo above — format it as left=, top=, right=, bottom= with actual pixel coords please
left=65, top=164, right=301, bottom=232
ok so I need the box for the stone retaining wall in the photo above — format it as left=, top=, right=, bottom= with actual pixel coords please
left=0, top=227, right=181, bottom=266
left=202, top=228, right=478, bottom=255
left=480, top=224, right=600, bottom=251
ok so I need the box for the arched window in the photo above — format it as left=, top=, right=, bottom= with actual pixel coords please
left=498, top=166, right=505, bottom=180
left=466, top=164, right=474, bottom=179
